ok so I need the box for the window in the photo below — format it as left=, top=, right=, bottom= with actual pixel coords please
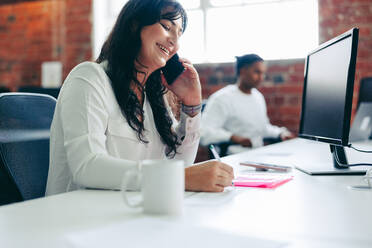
left=93, top=0, right=318, bottom=63
left=178, top=0, right=319, bottom=63
left=92, top=0, right=129, bottom=60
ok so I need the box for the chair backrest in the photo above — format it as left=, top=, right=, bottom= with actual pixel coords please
left=18, top=86, right=60, bottom=99
left=357, top=77, right=372, bottom=108
left=0, top=93, right=56, bottom=205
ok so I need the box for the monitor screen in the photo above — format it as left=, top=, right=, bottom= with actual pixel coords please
left=299, top=28, right=359, bottom=146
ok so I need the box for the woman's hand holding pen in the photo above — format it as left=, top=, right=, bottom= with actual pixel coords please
left=185, top=161, right=234, bottom=192
left=161, top=57, right=201, bottom=107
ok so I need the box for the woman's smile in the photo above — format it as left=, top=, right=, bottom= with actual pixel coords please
left=156, top=42, right=170, bottom=56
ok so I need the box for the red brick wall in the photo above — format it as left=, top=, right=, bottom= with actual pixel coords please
left=64, top=0, right=92, bottom=76
left=319, top=0, right=372, bottom=112
left=0, top=0, right=92, bottom=91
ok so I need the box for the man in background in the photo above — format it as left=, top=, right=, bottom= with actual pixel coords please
left=201, top=54, right=295, bottom=155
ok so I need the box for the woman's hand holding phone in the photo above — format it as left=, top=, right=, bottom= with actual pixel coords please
left=161, top=54, right=201, bottom=107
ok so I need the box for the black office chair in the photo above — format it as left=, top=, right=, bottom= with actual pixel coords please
left=0, top=93, right=56, bottom=206
left=18, top=86, right=60, bottom=99
left=0, top=86, right=10, bottom=93
left=356, top=77, right=372, bottom=139
left=357, top=77, right=372, bottom=108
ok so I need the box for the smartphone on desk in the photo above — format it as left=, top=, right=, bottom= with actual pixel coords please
left=240, top=161, right=292, bottom=172
left=162, top=53, right=185, bottom=85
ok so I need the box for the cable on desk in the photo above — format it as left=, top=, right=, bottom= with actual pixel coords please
left=349, top=145, right=372, bottom=153
left=334, top=150, right=372, bottom=167
left=336, top=147, right=372, bottom=190
left=335, top=152, right=372, bottom=189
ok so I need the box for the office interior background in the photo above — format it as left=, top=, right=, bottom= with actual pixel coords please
left=0, top=0, right=371, bottom=158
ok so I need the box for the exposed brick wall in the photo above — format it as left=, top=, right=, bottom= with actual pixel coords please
left=319, top=0, right=372, bottom=113
left=0, top=0, right=92, bottom=91
left=64, top=0, right=92, bottom=76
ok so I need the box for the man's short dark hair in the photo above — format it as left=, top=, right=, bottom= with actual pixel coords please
left=235, top=54, right=264, bottom=76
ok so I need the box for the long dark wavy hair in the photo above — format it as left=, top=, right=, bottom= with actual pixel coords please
left=96, top=0, right=187, bottom=157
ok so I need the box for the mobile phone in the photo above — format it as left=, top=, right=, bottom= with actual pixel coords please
left=162, top=53, right=185, bottom=85
left=240, top=161, right=292, bottom=172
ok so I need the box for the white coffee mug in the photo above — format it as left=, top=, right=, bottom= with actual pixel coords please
left=121, top=159, right=184, bottom=215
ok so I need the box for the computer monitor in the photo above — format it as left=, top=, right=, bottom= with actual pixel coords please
left=297, top=28, right=366, bottom=175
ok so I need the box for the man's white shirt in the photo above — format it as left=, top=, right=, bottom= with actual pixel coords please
left=201, top=84, right=287, bottom=154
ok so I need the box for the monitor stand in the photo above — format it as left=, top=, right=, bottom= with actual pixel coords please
left=295, top=145, right=367, bottom=175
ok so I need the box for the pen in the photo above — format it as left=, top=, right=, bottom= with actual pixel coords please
left=209, top=145, right=235, bottom=187
left=209, top=144, right=221, bottom=161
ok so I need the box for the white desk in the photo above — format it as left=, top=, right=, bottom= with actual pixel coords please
left=1, top=139, right=372, bottom=248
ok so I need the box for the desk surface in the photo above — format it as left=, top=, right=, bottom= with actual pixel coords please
left=1, top=139, right=372, bottom=248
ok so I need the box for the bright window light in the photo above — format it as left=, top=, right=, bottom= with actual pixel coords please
left=177, top=10, right=205, bottom=63
left=210, top=0, right=245, bottom=6
left=181, top=0, right=318, bottom=63
left=92, top=0, right=129, bottom=59
left=210, top=0, right=282, bottom=7
left=93, top=0, right=318, bottom=63
left=178, top=0, right=200, bottom=9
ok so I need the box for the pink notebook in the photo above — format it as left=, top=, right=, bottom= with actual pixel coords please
left=232, top=174, right=293, bottom=189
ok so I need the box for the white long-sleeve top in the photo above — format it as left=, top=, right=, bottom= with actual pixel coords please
left=200, top=85, right=286, bottom=154
left=46, top=62, right=200, bottom=196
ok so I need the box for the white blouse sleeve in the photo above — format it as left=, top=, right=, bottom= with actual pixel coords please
left=59, top=64, right=139, bottom=191
left=165, top=98, right=200, bottom=167
left=173, top=111, right=201, bottom=167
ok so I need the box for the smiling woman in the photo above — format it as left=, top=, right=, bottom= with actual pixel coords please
left=45, top=0, right=234, bottom=196
left=96, top=0, right=189, bottom=152
left=138, top=16, right=183, bottom=73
